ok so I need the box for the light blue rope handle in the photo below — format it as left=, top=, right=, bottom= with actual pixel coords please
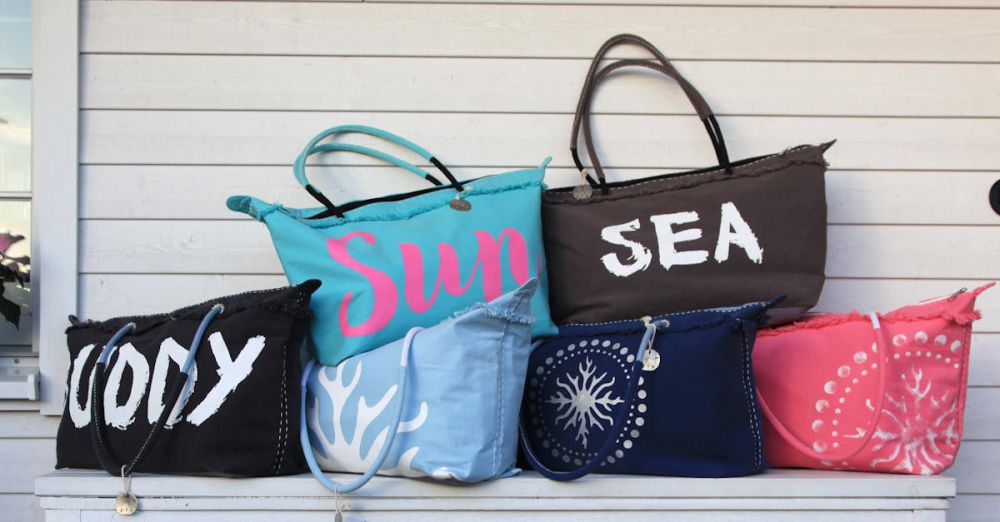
left=294, top=143, right=437, bottom=184
left=96, top=304, right=224, bottom=375
left=95, top=322, right=137, bottom=367
left=293, top=125, right=438, bottom=189
left=300, top=326, right=422, bottom=495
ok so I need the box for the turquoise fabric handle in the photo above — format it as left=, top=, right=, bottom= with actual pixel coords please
left=297, top=143, right=441, bottom=185
left=300, top=326, right=422, bottom=496
left=292, top=124, right=463, bottom=217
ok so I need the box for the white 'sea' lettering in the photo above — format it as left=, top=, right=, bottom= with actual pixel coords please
left=599, top=202, right=762, bottom=277
left=715, top=202, right=763, bottom=264
left=599, top=219, right=652, bottom=277
left=187, top=333, right=266, bottom=426
left=650, top=211, right=709, bottom=270
left=103, top=343, right=150, bottom=430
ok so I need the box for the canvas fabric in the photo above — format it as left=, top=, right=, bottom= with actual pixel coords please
left=56, top=281, right=318, bottom=477
left=520, top=299, right=773, bottom=480
left=302, top=280, right=537, bottom=485
left=229, top=125, right=556, bottom=366
left=543, top=34, right=829, bottom=325
left=754, top=283, right=993, bottom=475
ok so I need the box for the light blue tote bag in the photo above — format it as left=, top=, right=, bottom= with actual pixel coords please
left=227, top=125, right=556, bottom=365
left=300, top=280, right=538, bottom=498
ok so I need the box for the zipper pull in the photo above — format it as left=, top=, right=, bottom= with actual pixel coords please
left=918, top=288, right=968, bottom=304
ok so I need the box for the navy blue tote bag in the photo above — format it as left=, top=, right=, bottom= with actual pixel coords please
left=519, top=300, right=774, bottom=480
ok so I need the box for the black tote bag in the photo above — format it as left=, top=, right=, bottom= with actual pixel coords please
left=542, top=34, right=831, bottom=325
left=56, top=281, right=319, bottom=477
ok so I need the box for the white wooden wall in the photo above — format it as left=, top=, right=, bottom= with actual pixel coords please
left=5, top=1, right=1000, bottom=520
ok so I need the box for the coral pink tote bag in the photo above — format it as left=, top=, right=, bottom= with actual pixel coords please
left=753, top=283, right=993, bottom=475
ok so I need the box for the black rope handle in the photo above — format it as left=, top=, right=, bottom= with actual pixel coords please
left=89, top=304, right=224, bottom=476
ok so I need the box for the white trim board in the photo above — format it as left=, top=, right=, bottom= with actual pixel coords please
left=31, top=0, right=80, bottom=415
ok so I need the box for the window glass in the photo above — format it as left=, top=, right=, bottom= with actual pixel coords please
left=0, top=0, right=31, bottom=69
left=0, top=79, right=31, bottom=192
left=0, top=201, right=30, bottom=347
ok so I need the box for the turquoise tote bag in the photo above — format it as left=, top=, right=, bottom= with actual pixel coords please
left=228, top=125, right=556, bottom=365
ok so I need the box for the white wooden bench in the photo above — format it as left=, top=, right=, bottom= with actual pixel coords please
left=36, top=468, right=954, bottom=521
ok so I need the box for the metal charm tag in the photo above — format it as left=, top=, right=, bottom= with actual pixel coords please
left=642, top=348, right=661, bottom=372
left=115, top=492, right=138, bottom=516
left=573, top=169, right=594, bottom=200
left=572, top=184, right=593, bottom=200
left=115, top=465, right=138, bottom=516
left=450, top=197, right=472, bottom=211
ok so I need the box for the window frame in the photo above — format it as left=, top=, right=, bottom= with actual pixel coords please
left=28, top=0, right=79, bottom=414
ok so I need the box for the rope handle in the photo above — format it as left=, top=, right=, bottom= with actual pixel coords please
left=89, top=304, right=225, bottom=477
left=578, top=59, right=732, bottom=191
left=300, top=326, right=422, bottom=495
left=518, top=321, right=659, bottom=481
left=293, top=125, right=462, bottom=216
left=756, top=313, right=890, bottom=464
left=569, top=34, right=730, bottom=194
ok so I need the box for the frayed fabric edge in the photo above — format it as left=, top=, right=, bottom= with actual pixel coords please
left=453, top=302, right=535, bottom=326
left=760, top=308, right=982, bottom=337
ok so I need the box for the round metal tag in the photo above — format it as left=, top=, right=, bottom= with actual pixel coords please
left=642, top=348, right=661, bottom=372
left=115, top=492, right=138, bottom=516
left=572, top=184, right=594, bottom=200
left=450, top=198, right=472, bottom=211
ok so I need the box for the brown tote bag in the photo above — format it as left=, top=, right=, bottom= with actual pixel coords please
left=542, top=34, right=831, bottom=325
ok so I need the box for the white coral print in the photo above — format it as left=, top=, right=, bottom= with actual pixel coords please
left=547, top=357, right=624, bottom=447
left=869, top=366, right=958, bottom=475
left=308, top=361, right=428, bottom=477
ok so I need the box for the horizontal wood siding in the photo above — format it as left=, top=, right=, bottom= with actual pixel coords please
left=9, top=1, right=1000, bottom=520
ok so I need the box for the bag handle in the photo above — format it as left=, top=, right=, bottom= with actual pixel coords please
left=89, top=304, right=225, bottom=477
left=300, top=326, right=421, bottom=497
left=518, top=321, right=660, bottom=481
left=570, top=34, right=731, bottom=193
left=756, top=313, right=890, bottom=464
left=307, top=144, right=444, bottom=185
left=296, top=143, right=448, bottom=219
left=293, top=125, right=464, bottom=216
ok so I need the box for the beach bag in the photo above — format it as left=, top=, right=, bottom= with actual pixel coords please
left=301, top=280, right=537, bottom=502
left=228, top=125, right=555, bottom=366
left=519, top=299, right=774, bottom=480
left=56, top=281, right=319, bottom=479
left=754, top=283, right=993, bottom=475
left=542, top=34, right=830, bottom=325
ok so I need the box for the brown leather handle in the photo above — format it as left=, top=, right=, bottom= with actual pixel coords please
left=571, top=34, right=713, bottom=149
left=570, top=35, right=730, bottom=191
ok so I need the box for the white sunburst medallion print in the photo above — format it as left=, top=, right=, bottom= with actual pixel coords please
left=547, top=357, right=624, bottom=447
left=526, top=338, right=646, bottom=468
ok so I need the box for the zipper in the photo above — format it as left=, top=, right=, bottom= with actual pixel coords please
left=918, top=287, right=968, bottom=304
left=552, top=143, right=817, bottom=195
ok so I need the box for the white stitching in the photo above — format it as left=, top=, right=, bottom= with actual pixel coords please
left=81, top=286, right=298, bottom=324
left=564, top=301, right=761, bottom=328
left=270, top=341, right=290, bottom=475
left=546, top=144, right=818, bottom=203
left=493, top=290, right=531, bottom=475
left=739, top=324, right=763, bottom=472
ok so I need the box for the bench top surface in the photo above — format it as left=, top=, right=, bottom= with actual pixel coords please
left=35, top=468, right=956, bottom=499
